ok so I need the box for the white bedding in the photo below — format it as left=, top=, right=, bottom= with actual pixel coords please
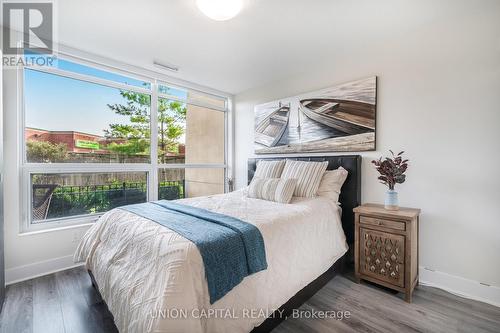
left=74, top=189, right=348, bottom=333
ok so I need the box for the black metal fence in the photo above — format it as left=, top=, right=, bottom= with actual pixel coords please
left=45, top=181, right=185, bottom=220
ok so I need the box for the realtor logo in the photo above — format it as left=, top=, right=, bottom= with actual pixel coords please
left=2, top=0, right=57, bottom=67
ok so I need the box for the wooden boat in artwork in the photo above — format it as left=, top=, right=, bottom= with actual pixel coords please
left=254, top=104, right=291, bottom=147
left=299, top=98, right=375, bottom=135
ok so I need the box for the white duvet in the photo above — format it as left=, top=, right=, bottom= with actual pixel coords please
left=74, top=189, right=348, bottom=333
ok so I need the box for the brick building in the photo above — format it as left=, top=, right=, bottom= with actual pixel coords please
left=25, top=127, right=186, bottom=159
left=25, top=127, right=109, bottom=153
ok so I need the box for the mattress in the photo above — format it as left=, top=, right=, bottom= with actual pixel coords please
left=74, top=189, right=348, bottom=333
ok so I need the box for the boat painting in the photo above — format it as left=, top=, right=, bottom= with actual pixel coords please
left=254, top=103, right=291, bottom=147
left=254, top=76, right=376, bottom=154
left=299, top=98, right=375, bottom=134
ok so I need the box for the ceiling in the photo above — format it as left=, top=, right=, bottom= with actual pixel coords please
left=53, top=0, right=457, bottom=94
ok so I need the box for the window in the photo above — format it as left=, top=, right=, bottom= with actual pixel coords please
left=158, top=168, right=225, bottom=199
left=30, top=172, right=148, bottom=222
left=158, top=84, right=226, bottom=110
left=24, top=69, right=151, bottom=163
left=55, top=58, right=152, bottom=89
left=21, top=55, right=229, bottom=231
left=157, top=98, right=225, bottom=164
left=25, top=50, right=151, bottom=89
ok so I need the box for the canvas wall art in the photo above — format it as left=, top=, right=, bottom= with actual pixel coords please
left=254, top=76, right=377, bottom=154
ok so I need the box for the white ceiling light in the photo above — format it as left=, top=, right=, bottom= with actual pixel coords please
left=196, top=0, right=243, bottom=21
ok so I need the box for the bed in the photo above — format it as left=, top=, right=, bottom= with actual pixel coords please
left=74, top=155, right=361, bottom=333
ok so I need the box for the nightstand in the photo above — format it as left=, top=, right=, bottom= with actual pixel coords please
left=353, top=204, right=420, bottom=302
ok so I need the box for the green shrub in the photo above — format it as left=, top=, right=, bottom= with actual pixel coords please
left=27, top=141, right=67, bottom=163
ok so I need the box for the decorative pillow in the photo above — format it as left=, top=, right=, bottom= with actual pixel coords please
left=253, top=160, right=286, bottom=179
left=317, top=167, right=349, bottom=203
left=281, top=160, right=328, bottom=197
left=248, top=177, right=297, bottom=204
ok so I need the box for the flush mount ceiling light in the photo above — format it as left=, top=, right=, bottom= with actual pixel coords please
left=196, top=0, right=243, bottom=21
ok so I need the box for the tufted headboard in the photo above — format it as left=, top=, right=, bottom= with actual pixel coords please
left=247, top=155, right=361, bottom=245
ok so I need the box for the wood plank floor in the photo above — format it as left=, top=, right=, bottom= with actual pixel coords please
left=0, top=267, right=117, bottom=333
left=0, top=266, right=499, bottom=333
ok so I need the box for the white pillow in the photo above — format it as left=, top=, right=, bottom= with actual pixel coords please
left=254, top=160, right=286, bottom=179
left=248, top=177, right=297, bottom=204
left=317, top=167, right=349, bottom=203
left=281, top=160, right=328, bottom=197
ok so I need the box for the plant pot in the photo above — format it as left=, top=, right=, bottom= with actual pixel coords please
left=385, top=190, right=399, bottom=210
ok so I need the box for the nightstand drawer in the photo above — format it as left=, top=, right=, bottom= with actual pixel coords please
left=360, top=216, right=405, bottom=231
left=359, top=228, right=405, bottom=288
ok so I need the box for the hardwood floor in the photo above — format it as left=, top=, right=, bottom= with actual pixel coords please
left=0, top=266, right=499, bottom=333
left=274, top=274, right=500, bottom=333
left=0, top=267, right=117, bottom=333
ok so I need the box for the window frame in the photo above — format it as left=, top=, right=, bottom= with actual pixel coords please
left=19, top=51, right=231, bottom=233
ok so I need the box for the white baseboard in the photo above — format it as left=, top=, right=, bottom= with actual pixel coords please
left=5, top=259, right=499, bottom=309
left=419, top=266, right=500, bottom=308
left=5, top=255, right=84, bottom=285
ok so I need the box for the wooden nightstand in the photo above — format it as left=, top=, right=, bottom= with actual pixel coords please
left=353, top=204, right=420, bottom=302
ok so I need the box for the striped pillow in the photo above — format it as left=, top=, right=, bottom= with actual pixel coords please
left=253, top=160, right=286, bottom=179
left=248, top=178, right=297, bottom=204
left=317, top=167, right=349, bottom=203
left=281, top=160, right=328, bottom=197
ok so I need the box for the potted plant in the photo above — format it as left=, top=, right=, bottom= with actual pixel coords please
left=371, top=150, right=409, bottom=210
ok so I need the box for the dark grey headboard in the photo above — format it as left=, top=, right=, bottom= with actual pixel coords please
left=248, top=155, right=361, bottom=245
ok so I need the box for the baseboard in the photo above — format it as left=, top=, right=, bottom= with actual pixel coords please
left=419, top=266, right=500, bottom=308
left=5, top=259, right=499, bottom=309
left=5, top=255, right=83, bottom=285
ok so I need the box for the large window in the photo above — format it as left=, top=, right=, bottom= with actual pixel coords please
left=22, top=55, right=229, bottom=231
left=24, top=68, right=151, bottom=163
left=30, top=172, right=148, bottom=222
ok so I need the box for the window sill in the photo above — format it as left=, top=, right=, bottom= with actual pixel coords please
left=19, top=220, right=96, bottom=236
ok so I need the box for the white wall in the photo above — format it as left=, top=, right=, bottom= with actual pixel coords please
left=234, top=0, right=500, bottom=294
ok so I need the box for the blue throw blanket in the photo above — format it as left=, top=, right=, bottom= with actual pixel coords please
left=120, top=200, right=267, bottom=304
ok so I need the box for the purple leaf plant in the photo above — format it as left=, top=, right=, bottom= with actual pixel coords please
left=371, top=150, right=409, bottom=190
